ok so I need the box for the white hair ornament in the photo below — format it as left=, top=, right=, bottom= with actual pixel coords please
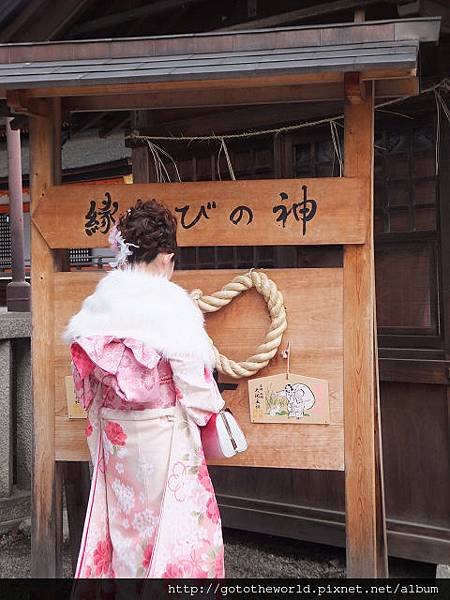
left=108, top=224, right=139, bottom=268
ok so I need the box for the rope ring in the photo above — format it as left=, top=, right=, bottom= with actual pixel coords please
left=191, top=270, right=287, bottom=379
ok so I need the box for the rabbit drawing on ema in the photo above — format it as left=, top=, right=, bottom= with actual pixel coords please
left=278, top=383, right=315, bottom=419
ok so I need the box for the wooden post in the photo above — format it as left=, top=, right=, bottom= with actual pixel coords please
left=131, top=110, right=154, bottom=183
left=29, top=98, right=61, bottom=577
left=343, top=76, right=388, bottom=577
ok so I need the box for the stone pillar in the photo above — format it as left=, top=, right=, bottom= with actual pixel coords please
left=14, top=337, right=32, bottom=490
left=6, top=117, right=30, bottom=312
left=0, top=339, right=13, bottom=497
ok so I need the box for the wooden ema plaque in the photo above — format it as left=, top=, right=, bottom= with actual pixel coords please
left=248, top=373, right=330, bottom=425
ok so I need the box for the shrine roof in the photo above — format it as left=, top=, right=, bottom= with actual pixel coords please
left=0, top=18, right=440, bottom=91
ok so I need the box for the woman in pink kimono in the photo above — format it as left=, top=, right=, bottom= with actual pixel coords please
left=64, top=199, right=225, bottom=579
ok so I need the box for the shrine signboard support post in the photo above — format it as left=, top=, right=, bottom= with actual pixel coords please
left=343, top=79, right=388, bottom=577
left=0, top=17, right=438, bottom=579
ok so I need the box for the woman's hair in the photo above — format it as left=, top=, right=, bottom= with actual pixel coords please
left=116, top=198, right=177, bottom=265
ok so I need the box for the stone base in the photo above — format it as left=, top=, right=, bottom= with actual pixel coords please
left=0, top=488, right=31, bottom=534
left=6, top=281, right=30, bottom=312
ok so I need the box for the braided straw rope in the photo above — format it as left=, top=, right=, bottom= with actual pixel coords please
left=191, top=270, right=287, bottom=379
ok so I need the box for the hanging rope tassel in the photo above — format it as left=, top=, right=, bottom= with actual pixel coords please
left=330, top=120, right=343, bottom=177
left=216, top=137, right=236, bottom=181
left=144, top=139, right=182, bottom=183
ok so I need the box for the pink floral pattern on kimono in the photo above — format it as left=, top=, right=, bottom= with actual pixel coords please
left=70, top=335, right=225, bottom=579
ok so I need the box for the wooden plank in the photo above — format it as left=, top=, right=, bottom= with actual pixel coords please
left=62, top=79, right=418, bottom=113
left=29, top=98, right=59, bottom=577
left=379, top=358, right=450, bottom=385
left=33, top=179, right=369, bottom=249
left=343, top=78, right=387, bottom=577
left=54, top=268, right=344, bottom=470
left=133, top=102, right=342, bottom=138
left=438, top=99, right=450, bottom=359
left=65, top=83, right=345, bottom=112
left=16, top=69, right=418, bottom=100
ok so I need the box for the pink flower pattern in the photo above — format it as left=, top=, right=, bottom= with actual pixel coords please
left=71, top=335, right=225, bottom=579
left=85, top=419, right=93, bottom=437
left=206, top=497, right=220, bottom=524
left=204, top=367, right=213, bottom=384
left=142, top=542, right=154, bottom=570
left=93, top=538, right=112, bottom=576
left=198, top=460, right=213, bottom=493
left=104, top=421, right=127, bottom=446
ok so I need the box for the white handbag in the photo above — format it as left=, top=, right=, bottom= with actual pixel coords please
left=201, top=408, right=248, bottom=460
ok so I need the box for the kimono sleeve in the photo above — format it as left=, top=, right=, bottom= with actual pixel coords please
left=169, top=357, right=225, bottom=426
left=70, top=342, right=97, bottom=411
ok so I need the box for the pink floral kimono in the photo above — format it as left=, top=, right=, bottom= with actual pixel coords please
left=64, top=268, right=225, bottom=578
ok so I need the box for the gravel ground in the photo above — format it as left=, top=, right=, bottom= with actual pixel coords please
left=0, top=521, right=437, bottom=579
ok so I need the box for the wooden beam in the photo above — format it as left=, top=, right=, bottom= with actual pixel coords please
left=65, top=83, right=345, bottom=112
left=15, top=69, right=417, bottom=103
left=216, top=0, right=382, bottom=31
left=23, top=73, right=347, bottom=100
left=6, top=90, right=47, bottom=119
left=133, top=102, right=340, bottom=138
left=62, top=79, right=418, bottom=113
left=29, top=98, right=59, bottom=578
left=344, top=72, right=366, bottom=104
left=343, top=77, right=388, bottom=577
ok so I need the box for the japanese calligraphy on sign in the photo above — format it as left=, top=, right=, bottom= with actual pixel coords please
left=85, top=185, right=318, bottom=239
left=36, top=179, right=368, bottom=249
left=173, top=186, right=315, bottom=235
left=84, top=192, right=118, bottom=236
left=273, top=185, right=317, bottom=236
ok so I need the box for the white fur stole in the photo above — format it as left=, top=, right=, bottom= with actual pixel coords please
left=63, top=268, right=215, bottom=367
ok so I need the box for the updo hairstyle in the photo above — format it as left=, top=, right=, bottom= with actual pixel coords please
left=117, top=198, right=177, bottom=265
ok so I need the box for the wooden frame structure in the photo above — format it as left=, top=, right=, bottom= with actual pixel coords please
left=0, top=18, right=439, bottom=578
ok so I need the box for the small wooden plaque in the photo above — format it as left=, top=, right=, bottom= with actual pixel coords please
left=65, top=376, right=87, bottom=419
left=248, top=372, right=330, bottom=425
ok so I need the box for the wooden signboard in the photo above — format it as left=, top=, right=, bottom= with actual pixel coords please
left=53, top=267, right=344, bottom=470
left=33, top=178, right=369, bottom=248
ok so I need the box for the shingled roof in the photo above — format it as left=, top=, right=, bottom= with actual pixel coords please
left=0, top=18, right=440, bottom=91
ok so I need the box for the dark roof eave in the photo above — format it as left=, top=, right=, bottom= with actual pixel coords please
left=0, top=17, right=440, bottom=64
